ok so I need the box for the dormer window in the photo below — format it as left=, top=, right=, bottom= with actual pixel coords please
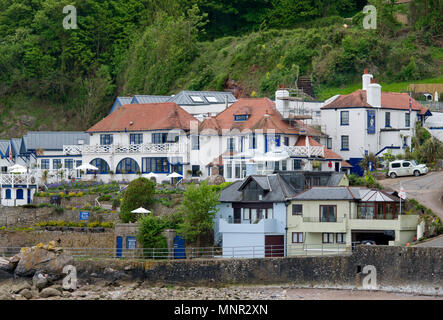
left=234, top=114, right=248, bottom=121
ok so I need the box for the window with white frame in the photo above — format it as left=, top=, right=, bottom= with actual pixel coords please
left=340, top=111, right=349, bottom=126
left=341, top=135, right=349, bottom=150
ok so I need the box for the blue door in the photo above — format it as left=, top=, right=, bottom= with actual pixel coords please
left=27, top=189, right=31, bottom=204
left=173, top=236, right=186, bottom=259
left=116, top=236, right=123, bottom=258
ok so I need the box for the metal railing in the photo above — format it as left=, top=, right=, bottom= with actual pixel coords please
left=0, top=244, right=351, bottom=260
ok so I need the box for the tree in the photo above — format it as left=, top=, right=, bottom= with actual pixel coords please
left=120, top=177, right=156, bottom=223
left=419, top=137, right=443, bottom=165
left=137, top=214, right=169, bottom=249
left=176, top=181, right=220, bottom=246
left=359, top=152, right=380, bottom=171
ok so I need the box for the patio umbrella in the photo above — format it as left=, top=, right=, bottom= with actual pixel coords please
left=143, top=172, right=158, bottom=179
left=166, top=172, right=183, bottom=178
left=131, top=207, right=151, bottom=214
left=75, top=163, right=99, bottom=171
left=8, top=164, right=26, bottom=171
left=10, top=167, right=27, bottom=174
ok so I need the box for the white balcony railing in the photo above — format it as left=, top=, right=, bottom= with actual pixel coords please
left=0, top=174, right=39, bottom=186
left=284, top=145, right=324, bottom=157
left=63, top=143, right=187, bottom=155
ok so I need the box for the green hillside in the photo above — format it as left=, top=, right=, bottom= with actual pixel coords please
left=0, top=0, right=441, bottom=138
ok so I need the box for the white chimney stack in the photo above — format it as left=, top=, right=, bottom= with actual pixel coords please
left=362, top=69, right=373, bottom=91
left=275, top=89, right=289, bottom=117
left=367, top=83, right=382, bottom=108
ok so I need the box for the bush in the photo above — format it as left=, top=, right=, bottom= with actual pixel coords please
left=137, top=214, right=171, bottom=251
left=120, top=178, right=156, bottom=223
left=98, top=194, right=112, bottom=202
left=112, top=198, right=121, bottom=209
left=53, top=206, right=64, bottom=214
left=22, top=204, right=37, bottom=209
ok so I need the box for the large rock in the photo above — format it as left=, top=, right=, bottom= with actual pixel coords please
left=0, top=257, right=12, bottom=272
left=13, top=243, right=73, bottom=278
left=20, top=289, right=33, bottom=300
left=39, top=287, right=61, bottom=298
left=12, top=281, right=32, bottom=294
left=32, top=272, right=49, bottom=290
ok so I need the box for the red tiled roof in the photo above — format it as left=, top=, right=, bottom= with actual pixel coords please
left=324, top=149, right=343, bottom=160
left=321, top=90, right=429, bottom=115
left=199, top=98, right=321, bottom=135
left=87, top=103, right=198, bottom=132
left=341, top=160, right=353, bottom=168
left=294, top=136, right=323, bottom=147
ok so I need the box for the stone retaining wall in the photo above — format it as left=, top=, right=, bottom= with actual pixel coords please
left=72, top=246, right=443, bottom=293
left=0, top=230, right=114, bottom=251
left=0, top=207, right=120, bottom=227
left=33, top=194, right=97, bottom=207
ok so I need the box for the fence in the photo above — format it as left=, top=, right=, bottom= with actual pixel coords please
left=0, top=244, right=352, bottom=260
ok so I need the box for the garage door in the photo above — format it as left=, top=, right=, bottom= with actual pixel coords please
left=265, top=235, right=284, bottom=257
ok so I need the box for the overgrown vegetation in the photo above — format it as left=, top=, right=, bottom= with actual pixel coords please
left=0, top=0, right=441, bottom=136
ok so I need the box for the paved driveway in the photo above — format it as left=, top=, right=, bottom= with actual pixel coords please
left=414, top=234, right=443, bottom=247
left=378, top=171, right=443, bottom=219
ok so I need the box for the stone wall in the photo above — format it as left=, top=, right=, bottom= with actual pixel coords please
left=72, top=246, right=443, bottom=294
left=0, top=206, right=120, bottom=227
left=33, top=194, right=98, bottom=207
left=0, top=230, right=114, bottom=251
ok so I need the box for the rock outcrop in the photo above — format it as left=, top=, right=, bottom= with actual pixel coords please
left=12, top=241, right=73, bottom=278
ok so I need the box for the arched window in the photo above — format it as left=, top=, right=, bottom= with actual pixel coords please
left=89, top=158, right=110, bottom=174
left=116, top=158, right=140, bottom=174
left=16, top=189, right=24, bottom=199
left=5, top=189, right=11, bottom=199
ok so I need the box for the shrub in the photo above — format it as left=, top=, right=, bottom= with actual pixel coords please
left=137, top=214, right=170, bottom=251
left=53, top=206, right=65, bottom=214
left=120, top=178, right=156, bottom=223
left=23, top=204, right=37, bottom=209
left=87, top=221, right=100, bottom=228
left=112, top=198, right=120, bottom=209
left=76, top=192, right=84, bottom=197
left=100, top=222, right=114, bottom=228
left=98, top=194, right=112, bottom=202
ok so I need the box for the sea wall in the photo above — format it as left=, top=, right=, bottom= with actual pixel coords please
left=71, top=246, right=443, bottom=294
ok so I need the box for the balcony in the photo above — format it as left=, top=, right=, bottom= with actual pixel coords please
left=63, top=142, right=187, bottom=155
left=0, top=174, right=38, bottom=186
left=349, top=214, right=419, bottom=231
left=301, top=216, right=346, bottom=233
left=219, top=218, right=280, bottom=234
left=271, top=145, right=324, bottom=157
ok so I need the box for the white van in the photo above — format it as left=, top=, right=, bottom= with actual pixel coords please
left=388, top=160, right=428, bottom=178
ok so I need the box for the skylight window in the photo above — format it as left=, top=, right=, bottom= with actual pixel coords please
left=190, top=96, right=204, bottom=103
left=206, top=96, right=218, bottom=103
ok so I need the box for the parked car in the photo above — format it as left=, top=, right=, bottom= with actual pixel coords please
left=387, top=160, right=428, bottom=178
left=361, top=240, right=376, bottom=245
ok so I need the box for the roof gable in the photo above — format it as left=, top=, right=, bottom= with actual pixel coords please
left=88, top=102, right=199, bottom=133
left=321, top=90, right=430, bottom=115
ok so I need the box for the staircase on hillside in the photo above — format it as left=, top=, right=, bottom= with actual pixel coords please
left=297, top=76, right=314, bottom=98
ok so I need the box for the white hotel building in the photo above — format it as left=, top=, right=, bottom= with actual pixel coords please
left=320, top=71, right=431, bottom=175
